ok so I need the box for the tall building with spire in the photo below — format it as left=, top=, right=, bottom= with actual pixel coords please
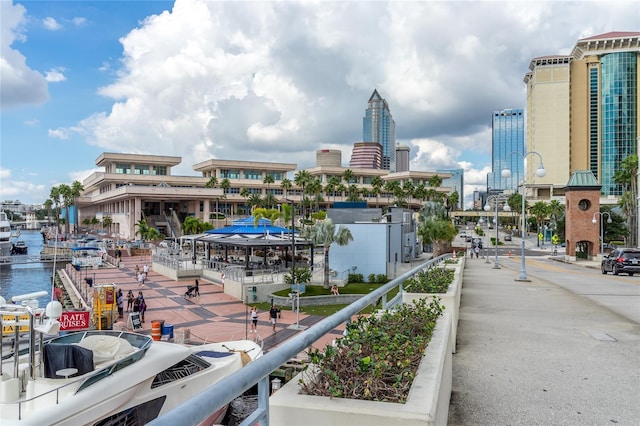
left=363, top=89, right=396, bottom=172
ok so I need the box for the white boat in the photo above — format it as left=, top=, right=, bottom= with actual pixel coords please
left=0, top=303, right=263, bottom=425
left=0, top=212, right=11, bottom=257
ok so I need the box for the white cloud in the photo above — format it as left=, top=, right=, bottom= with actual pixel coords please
left=43, top=17, right=62, bottom=31
left=0, top=1, right=49, bottom=110
left=45, top=68, right=66, bottom=82
left=48, top=128, right=69, bottom=139
left=72, top=17, right=87, bottom=26
left=43, top=0, right=638, bottom=188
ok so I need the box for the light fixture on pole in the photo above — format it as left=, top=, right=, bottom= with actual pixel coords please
left=592, top=211, right=612, bottom=255
left=484, top=195, right=510, bottom=269
left=501, top=151, right=546, bottom=281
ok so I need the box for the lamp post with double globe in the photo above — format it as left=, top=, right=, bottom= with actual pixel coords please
left=501, top=151, right=546, bottom=281
left=484, top=194, right=511, bottom=269
left=592, top=211, right=612, bottom=257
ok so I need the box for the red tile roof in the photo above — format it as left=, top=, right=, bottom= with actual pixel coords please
left=579, top=31, right=640, bottom=41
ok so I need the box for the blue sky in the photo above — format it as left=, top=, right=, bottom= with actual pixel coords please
left=1, top=0, right=638, bottom=208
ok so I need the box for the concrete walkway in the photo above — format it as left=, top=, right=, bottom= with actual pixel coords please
left=448, top=256, right=640, bottom=425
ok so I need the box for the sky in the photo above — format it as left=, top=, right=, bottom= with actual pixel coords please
left=1, top=0, right=638, bottom=209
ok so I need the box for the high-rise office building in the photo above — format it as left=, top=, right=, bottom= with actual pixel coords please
left=349, top=142, right=383, bottom=169
left=525, top=32, right=639, bottom=199
left=489, top=109, right=525, bottom=192
left=363, top=89, right=396, bottom=172
left=438, top=168, right=464, bottom=210
left=395, top=144, right=410, bottom=172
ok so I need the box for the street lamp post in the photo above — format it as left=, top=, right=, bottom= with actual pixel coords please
left=501, top=151, right=546, bottom=281
left=592, top=211, right=612, bottom=256
left=484, top=195, right=510, bottom=269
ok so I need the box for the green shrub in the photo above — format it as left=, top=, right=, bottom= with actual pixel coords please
left=302, top=297, right=444, bottom=403
left=368, top=273, right=376, bottom=283
left=375, top=274, right=388, bottom=284
left=403, top=267, right=454, bottom=293
left=348, top=273, right=364, bottom=283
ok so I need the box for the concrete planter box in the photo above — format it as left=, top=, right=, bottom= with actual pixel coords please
left=402, top=259, right=463, bottom=354
left=270, top=312, right=452, bottom=426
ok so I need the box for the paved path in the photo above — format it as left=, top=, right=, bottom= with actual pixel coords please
left=89, top=255, right=344, bottom=353
left=448, top=256, right=640, bottom=425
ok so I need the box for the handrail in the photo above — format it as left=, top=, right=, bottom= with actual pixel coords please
left=149, top=253, right=451, bottom=426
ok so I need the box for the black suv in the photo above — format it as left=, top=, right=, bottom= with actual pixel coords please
left=601, top=248, right=640, bottom=276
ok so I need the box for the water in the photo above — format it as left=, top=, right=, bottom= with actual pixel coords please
left=0, top=230, right=60, bottom=307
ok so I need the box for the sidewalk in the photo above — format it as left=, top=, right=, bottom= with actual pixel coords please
left=448, top=257, right=640, bottom=425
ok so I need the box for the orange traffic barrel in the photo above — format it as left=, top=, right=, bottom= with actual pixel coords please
left=151, top=320, right=163, bottom=341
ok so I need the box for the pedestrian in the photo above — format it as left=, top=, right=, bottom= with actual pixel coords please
left=126, top=289, right=135, bottom=311
left=138, top=272, right=145, bottom=287
left=135, top=264, right=140, bottom=276
left=474, top=246, right=480, bottom=258
left=269, top=305, right=279, bottom=333
left=139, top=296, right=146, bottom=323
left=250, top=307, right=258, bottom=333
left=194, top=279, right=200, bottom=296
left=143, top=264, right=149, bottom=277
left=133, top=297, right=140, bottom=314
left=116, top=289, right=124, bottom=319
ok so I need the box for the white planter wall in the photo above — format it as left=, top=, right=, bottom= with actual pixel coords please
left=270, top=312, right=453, bottom=426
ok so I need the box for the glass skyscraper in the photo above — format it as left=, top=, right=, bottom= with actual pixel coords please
left=489, top=109, right=524, bottom=192
left=363, top=90, right=396, bottom=172
left=596, top=51, right=638, bottom=196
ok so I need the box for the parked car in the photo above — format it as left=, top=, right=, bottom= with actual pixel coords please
left=504, top=234, right=512, bottom=241
left=601, top=248, right=640, bottom=276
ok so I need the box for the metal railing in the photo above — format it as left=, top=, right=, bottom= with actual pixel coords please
left=149, top=253, right=450, bottom=426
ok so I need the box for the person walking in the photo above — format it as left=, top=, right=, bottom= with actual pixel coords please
left=138, top=272, right=145, bottom=288
left=143, top=264, right=149, bottom=277
left=139, top=296, right=146, bottom=323
left=474, top=246, right=480, bottom=259
left=116, top=289, right=124, bottom=319
left=250, top=307, right=259, bottom=333
left=194, top=279, right=200, bottom=296
left=269, top=305, right=279, bottom=333
left=126, top=290, right=135, bottom=311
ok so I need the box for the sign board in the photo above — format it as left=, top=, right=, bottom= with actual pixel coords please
left=128, top=312, right=142, bottom=330
left=59, top=311, right=90, bottom=331
left=2, top=314, right=30, bottom=336
left=291, top=284, right=306, bottom=294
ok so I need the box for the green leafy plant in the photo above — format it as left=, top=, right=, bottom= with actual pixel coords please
left=348, top=273, right=364, bottom=283
left=403, top=267, right=454, bottom=293
left=301, top=298, right=444, bottom=403
left=284, top=267, right=312, bottom=285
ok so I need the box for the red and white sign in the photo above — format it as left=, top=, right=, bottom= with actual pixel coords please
left=58, top=311, right=91, bottom=331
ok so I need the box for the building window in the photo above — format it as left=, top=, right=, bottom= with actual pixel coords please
left=221, top=169, right=240, bottom=179
left=134, top=165, right=150, bottom=175
left=244, top=170, right=262, bottom=180
left=115, top=164, right=130, bottom=174
left=153, top=166, right=167, bottom=176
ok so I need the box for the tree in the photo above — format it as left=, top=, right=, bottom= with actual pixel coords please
left=614, top=155, right=638, bottom=246
left=371, top=176, right=384, bottom=208
left=58, top=183, right=73, bottom=235
left=102, top=215, right=113, bottom=232
left=263, top=174, right=275, bottom=208
left=547, top=199, right=564, bottom=230
left=304, top=218, right=354, bottom=289
left=384, top=180, right=400, bottom=210
left=49, top=186, right=61, bottom=227
left=294, top=170, right=312, bottom=219
left=417, top=201, right=457, bottom=256
left=70, top=180, right=84, bottom=232
left=280, top=177, right=292, bottom=200
left=247, top=194, right=263, bottom=212
left=239, top=187, right=250, bottom=216
left=448, top=191, right=460, bottom=211
left=43, top=199, right=53, bottom=225
left=205, top=176, right=218, bottom=188
left=135, top=219, right=151, bottom=239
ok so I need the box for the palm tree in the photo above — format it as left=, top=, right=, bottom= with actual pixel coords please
left=304, top=218, right=353, bottom=289
left=49, top=186, right=61, bottom=227
left=306, top=178, right=323, bottom=212
left=263, top=174, right=275, bottom=208
left=43, top=199, right=53, bottom=225
left=326, top=176, right=341, bottom=204
left=342, top=169, right=356, bottom=200
left=280, top=177, right=292, bottom=200
left=428, top=174, right=443, bottom=189
left=383, top=180, right=400, bottom=210
left=448, top=191, right=460, bottom=211
left=294, top=170, right=312, bottom=220
left=102, top=215, right=113, bottom=233
left=58, top=183, right=73, bottom=235
left=247, top=194, right=263, bottom=212
left=548, top=199, right=564, bottom=230
left=530, top=201, right=550, bottom=242
left=204, top=176, right=218, bottom=188
left=70, top=180, right=84, bottom=232
left=402, top=180, right=415, bottom=208
left=240, top=187, right=250, bottom=216
left=135, top=219, right=151, bottom=239
left=614, top=155, right=638, bottom=246
left=371, top=176, right=384, bottom=208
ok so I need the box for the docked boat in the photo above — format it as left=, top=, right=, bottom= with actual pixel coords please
left=0, top=303, right=263, bottom=425
left=0, top=212, right=11, bottom=257
left=10, top=240, right=27, bottom=255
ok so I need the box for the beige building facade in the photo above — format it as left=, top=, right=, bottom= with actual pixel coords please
left=78, top=153, right=451, bottom=240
